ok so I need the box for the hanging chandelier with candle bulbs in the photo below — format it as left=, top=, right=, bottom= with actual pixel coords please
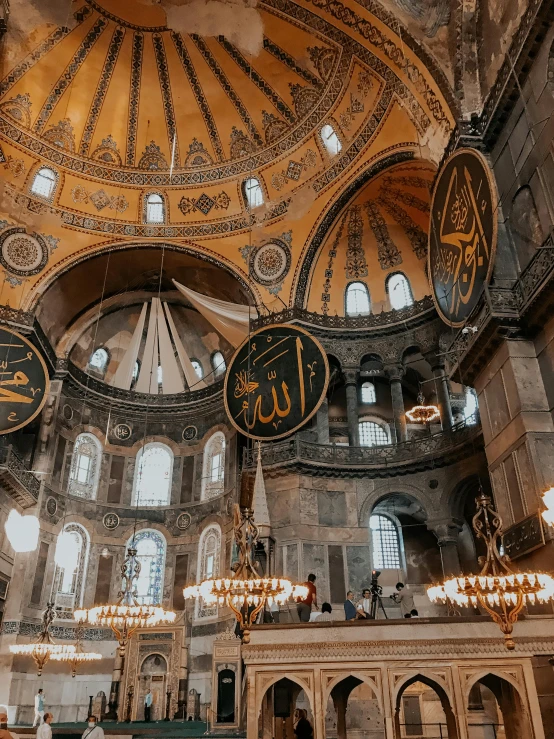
left=406, top=392, right=440, bottom=423
left=541, top=487, right=554, bottom=526
left=51, top=624, right=102, bottom=677
left=427, top=494, right=554, bottom=649
left=4, top=509, right=39, bottom=553
left=9, top=603, right=75, bottom=675
left=184, top=504, right=307, bottom=643
left=74, top=544, right=176, bottom=652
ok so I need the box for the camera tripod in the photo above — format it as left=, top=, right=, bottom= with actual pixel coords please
left=368, top=588, right=388, bottom=620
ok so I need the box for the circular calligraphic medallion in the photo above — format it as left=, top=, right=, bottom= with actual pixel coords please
left=46, top=497, right=58, bottom=516
left=112, top=423, right=132, bottom=441
left=0, top=228, right=49, bottom=276
left=0, top=327, right=50, bottom=434
left=428, top=148, right=497, bottom=328
left=224, top=324, right=329, bottom=441
left=103, top=512, right=120, bottom=530
left=176, top=512, right=192, bottom=531
left=182, top=425, right=197, bottom=442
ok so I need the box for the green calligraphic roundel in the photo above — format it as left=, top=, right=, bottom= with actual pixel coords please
left=224, top=324, right=330, bottom=441
left=0, top=326, right=50, bottom=434
left=428, top=148, right=498, bottom=328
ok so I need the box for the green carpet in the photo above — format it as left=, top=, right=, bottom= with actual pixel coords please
left=15, top=722, right=244, bottom=738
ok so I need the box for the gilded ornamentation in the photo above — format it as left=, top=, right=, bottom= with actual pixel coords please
left=3, top=156, right=25, bottom=178
left=339, top=93, right=365, bottom=131
left=271, top=149, right=317, bottom=191
left=377, top=194, right=427, bottom=259
left=365, top=200, right=403, bottom=270
left=178, top=192, right=231, bottom=217
left=43, top=118, right=75, bottom=151
left=262, top=112, right=289, bottom=145
left=0, top=93, right=32, bottom=128
left=289, top=83, right=320, bottom=118
left=70, top=185, right=129, bottom=213
left=345, top=205, right=368, bottom=279
left=321, top=211, right=348, bottom=313
left=138, top=141, right=168, bottom=170
left=307, top=46, right=338, bottom=80
left=229, top=127, right=257, bottom=159
left=241, top=232, right=292, bottom=295
left=381, top=186, right=430, bottom=214
left=184, top=138, right=213, bottom=167
left=0, top=228, right=49, bottom=276
left=91, top=135, right=122, bottom=165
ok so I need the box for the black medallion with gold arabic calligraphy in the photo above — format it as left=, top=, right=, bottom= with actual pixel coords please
left=0, top=326, right=50, bottom=434
left=428, top=148, right=497, bottom=328
left=224, top=324, right=329, bottom=441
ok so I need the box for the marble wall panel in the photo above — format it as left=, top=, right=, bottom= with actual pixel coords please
left=171, top=456, right=182, bottom=505
left=317, top=490, right=347, bottom=526
left=346, top=545, right=372, bottom=595
left=283, top=543, right=299, bottom=581
left=300, top=488, right=318, bottom=525
left=302, top=543, right=328, bottom=602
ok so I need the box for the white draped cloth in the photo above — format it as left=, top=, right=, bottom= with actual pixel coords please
left=173, top=280, right=258, bottom=348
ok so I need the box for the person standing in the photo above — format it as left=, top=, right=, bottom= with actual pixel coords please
left=357, top=588, right=372, bottom=619
left=144, top=690, right=153, bottom=722
left=81, top=716, right=104, bottom=739
left=296, top=574, right=317, bottom=623
left=344, top=591, right=358, bottom=621
left=0, top=712, right=15, bottom=739
left=390, top=582, right=415, bottom=617
left=33, top=689, right=45, bottom=727
left=315, top=603, right=333, bottom=622
left=293, top=709, right=313, bottom=739
left=36, top=713, right=52, bottom=739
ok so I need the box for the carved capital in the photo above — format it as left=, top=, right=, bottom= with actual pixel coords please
left=343, top=367, right=359, bottom=386
left=384, top=363, right=404, bottom=382
left=427, top=518, right=464, bottom=544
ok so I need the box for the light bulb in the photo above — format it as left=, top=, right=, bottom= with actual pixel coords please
left=4, top=510, right=39, bottom=553
left=55, top=531, right=80, bottom=571
left=101, top=547, right=110, bottom=558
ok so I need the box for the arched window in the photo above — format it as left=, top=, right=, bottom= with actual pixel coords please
left=67, top=433, right=102, bottom=499
left=211, top=351, right=226, bottom=376
left=157, top=364, right=163, bottom=387
left=196, top=524, right=221, bottom=618
left=127, top=530, right=166, bottom=606
left=242, top=177, right=264, bottom=209
left=133, top=442, right=173, bottom=507
left=370, top=514, right=401, bottom=569
left=320, top=123, right=342, bottom=156
left=145, top=193, right=165, bottom=224
left=360, top=381, right=376, bottom=404
left=88, top=347, right=109, bottom=375
left=359, top=420, right=389, bottom=447
left=464, top=387, right=478, bottom=426
left=132, top=360, right=140, bottom=386
left=387, top=273, right=414, bottom=310
left=201, top=431, right=225, bottom=500
left=30, top=167, right=56, bottom=199
left=345, top=282, right=370, bottom=316
left=191, top=359, right=203, bottom=380
left=52, top=523, right=90, bottom=616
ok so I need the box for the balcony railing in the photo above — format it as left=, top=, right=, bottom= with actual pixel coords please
left=0, top=444, right=40, bottom=507
left=243, top=420, right=481, bottom=474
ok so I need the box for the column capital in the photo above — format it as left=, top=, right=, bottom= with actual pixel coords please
left=384, top=363, right=404, bottom=382
left=427, top=518, right=464, bottom=544
left=423, top=349, right=445, bottom=372
left=343, top=367, right=359, bottom=386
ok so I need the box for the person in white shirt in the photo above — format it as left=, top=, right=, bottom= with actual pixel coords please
left=33, top=690, right=45, bottom=727
left=144, top=691, right=153, bottom=722
left=315, top=602, right=333, bottom=622
left=82, top=716, right=104, bottom=739
left=357, top=588, right=372, bottom=619
left=36, top=712, right=52, bottom=739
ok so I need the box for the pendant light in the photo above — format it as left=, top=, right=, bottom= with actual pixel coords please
left=4, top=509, right=39, bottom=553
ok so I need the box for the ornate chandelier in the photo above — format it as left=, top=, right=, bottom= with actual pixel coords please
left=427, top=494, right=554, bottom=649
left=10, top=603, right=75, bottom=675
left=50, top=625, right=102, bottom=677
left=406, top=393, right=440, bottom=423
left=184, top=505, right=308, bottom=643
left=541, top=487, right=554, bottom=526
left=74, top=545, right=176, bottom=652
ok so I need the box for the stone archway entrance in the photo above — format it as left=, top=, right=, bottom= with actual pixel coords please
left=136, top=653, right=168, bottom=721
left=395, top=675, right=459, bottom=739
left=466, top=674, right=533, bottom=739
left=325, top=675, right=385, bottom=739
left=258, top=677, right=313, bottom=739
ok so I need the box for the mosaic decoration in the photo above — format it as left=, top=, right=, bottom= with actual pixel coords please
left=80, top=27, right=126, bottom=157
left=271, top=149, right=317, bottom=191
left=103, top=512, right=120, bottom=531
left=3, top=156, right=25, bottom=178
left=33, top=17, right=108, bottom=135
left=43, top=118, right=75, bottom=151
left=126, top=32, right=144, bottom=166
left=0, top=93, right=32, bottom=128
left=176, top=512, right=192, bottom=531
left=138, top=141, right=168, bottom=170
left=344, top=205, right=367, bottom=279
left=262, top=112, right=289, bottom=145
left=0, top=228, right=48, bottom=276
left=153, top=33, right=180, bottom=167
left=71, top=185, right=129, bottom=213
left=377, top=194, right=428, bottom=259
left=321, top=211, right=348, bottom=313
left=250, top=239, right=291, bottom=292
left=383, top=174, right=432, bottom=191
left=339, top=92, right=365, bottom=131
left=90, top=135, right=122, bottom=165
left=365, top=200, right=403, bottom=270
left=178, top=191, right=231, bottom=217
left=229, top=127, right=257, bottom=159
left=307, top=45, right=339, bottom=81
left=381, top=186, right=430, bottom=213
left=289, top=83, right=320, bottom=118
left=184, top=138, right=213, bottom=167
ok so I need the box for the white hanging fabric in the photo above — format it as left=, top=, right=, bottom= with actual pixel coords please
left=111, top=302, right=147, bottom=390
left=135, top=300, right=159, bottom=394
left=157, top=300, right=185, bottom=394
left=253, top=444, right=270, bottom=534
left=163, top=303, right=207, bottom=390
left=173, top=280, right=258, bottom=348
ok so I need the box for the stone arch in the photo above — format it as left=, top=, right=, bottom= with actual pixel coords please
left=464, top=670, right=534, bottom=739
left=256, top=674, right=314, bottom=719
left=393, top=672, right=459, bottom=739
left=358, top=484, right=433, bottom=527
left=324, top=672, right=382, bottom=712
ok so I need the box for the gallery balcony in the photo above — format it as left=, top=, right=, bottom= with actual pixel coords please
left=242, top=421, right=483, bottom=477
left=0, top=444, right=40, bottom=508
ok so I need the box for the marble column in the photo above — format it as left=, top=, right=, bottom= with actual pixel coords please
left=316, top=397, right=330, bottom=445
left=428, top=520, right=463, bottom=577
left=343, top=368, right=359, bottom=447
left=425, top=351, right=453, bottom=430
left=106, top=648, right=125, bottom=720
left=385, top=364, right=407, bottom=443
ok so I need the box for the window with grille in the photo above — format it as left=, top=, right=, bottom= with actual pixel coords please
left=197, top=525, right=221, bottom=617
left=202, top=432, right=226, bottom=499
left=361, top=382, right=376, bottom=404
left=320, top=124, right=342, bottom=156
left=370, top=514, right=401, bottom=569
left=128, top=530, right=166, bottom=606
left=132, top=360, right=140, bottom=386
left=133, top=443, right=173, bottom=506
left=68, top=433, right=102, bottom=499
left=345, top=282, right=370, bottom=316
left=157, top=364, right=163, bottom=386
left=387, top=273, right=414, bottom=310
left=52, top=523, right=89, bottom=616
left=359, top=421, right=388, bottom=447
left=243, top=177, right=264, bottom=209
left=31, top=167, right=56, bottom=199
left=146, top=193, right=164, bottom=223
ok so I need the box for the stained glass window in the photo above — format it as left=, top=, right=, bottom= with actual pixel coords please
left=52, top=523, right=89, bottom=616
left=128, top=530, right=166, bottom=606
left=197, top=524, right=221, bottom=618
left=133, top=443, right=173, bottom=506
left=68, top=433, right=102, bottom=499
left=359, top=421, right=389, bottom=447
left=370, top=514, right=401, bottom=569
left=345, top=282, right=370, bottom=316
left=387, top=273, right=414, bottom=310
left=31, top=167, right=56, bottom=199
left=202, top=432, right=225, bottom=499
